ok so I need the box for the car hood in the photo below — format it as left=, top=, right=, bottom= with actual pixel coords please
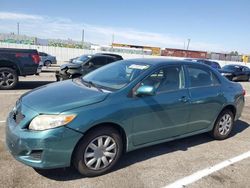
left=60, top=63, right=81, bottom=70
left=21, top=79, right=109, bottom=113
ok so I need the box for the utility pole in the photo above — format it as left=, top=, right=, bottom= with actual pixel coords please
left=186, top=38, right=191, bottom=50
left=81, top=29, right=85, bottom=49
left=17, top=22, right=20, bottom=35
left=17, top=22, right=20, bottom=44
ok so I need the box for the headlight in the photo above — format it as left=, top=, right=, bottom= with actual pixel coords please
left=29, top=114, right=76, bottom=131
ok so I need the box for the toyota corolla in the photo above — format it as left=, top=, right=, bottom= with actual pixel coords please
left=6, top=59, right=245, bottom=177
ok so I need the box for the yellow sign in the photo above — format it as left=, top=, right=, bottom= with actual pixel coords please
left=242, top=55, right=249, bottom=64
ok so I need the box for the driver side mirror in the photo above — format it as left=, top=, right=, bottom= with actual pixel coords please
left=135, top=85, right=156, bottom=97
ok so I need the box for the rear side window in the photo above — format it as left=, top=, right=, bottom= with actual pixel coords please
left=91, top=57, right=107, bottom=65
left=106, top=57, right=116, bottom=64
left=39, top=52, right=47, bottom=56
left=187, top=66, right=220, bottom=87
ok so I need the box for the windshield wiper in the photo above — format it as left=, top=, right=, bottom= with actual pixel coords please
left=82, top=79, right=103, bottom=92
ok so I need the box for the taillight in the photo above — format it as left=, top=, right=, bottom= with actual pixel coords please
left=243, top=89, right=246, bottom=96
left=31, top=54, right=40, bottom=64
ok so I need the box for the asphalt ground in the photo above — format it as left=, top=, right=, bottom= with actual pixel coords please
left=0, top=70, right=250, bottom=188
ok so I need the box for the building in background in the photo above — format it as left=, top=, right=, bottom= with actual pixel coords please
left=1, top=32, right=249, bottom=62
left=112, top=43, right=161, bottom=56
left=208, top=52, right=246, bottom=62
left=161, top=48, right=207, bottom=59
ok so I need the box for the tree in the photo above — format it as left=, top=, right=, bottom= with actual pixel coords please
left=230, top=51, right=239, bottom=56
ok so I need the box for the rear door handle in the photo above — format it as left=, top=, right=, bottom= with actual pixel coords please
left=179, top=96, right=190, bottom=103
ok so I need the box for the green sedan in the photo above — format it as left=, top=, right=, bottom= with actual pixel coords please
left=6, top=59, right=245, bottom=176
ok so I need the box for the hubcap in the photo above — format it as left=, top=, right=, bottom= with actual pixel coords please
left=0, top=71, right=15, bottom=87
left=218, top=114, right=232, bottom=135
left=84, top=136, right=117, bottom=170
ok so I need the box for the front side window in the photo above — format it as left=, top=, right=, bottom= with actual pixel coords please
left=187, top=66, right=220, bottom=87
left=140, top=66, right=185, bottom=93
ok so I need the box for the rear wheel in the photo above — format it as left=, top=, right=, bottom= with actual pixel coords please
left=0, top=67, right=18, bottom=90
left=211, top=110, right=234, bottom=140
left=73, top=126, right=123, bottom=177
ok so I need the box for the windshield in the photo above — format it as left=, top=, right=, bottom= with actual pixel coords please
left=73, top=55, right=91, bottom=64
left=83, top=60, right=151, bottom=90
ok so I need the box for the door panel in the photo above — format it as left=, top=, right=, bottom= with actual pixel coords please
left=186, top=65, right=224, bottom=133
left=188, top=86, right=223, bottom=132
left=131, top=89, right=190, bottom=146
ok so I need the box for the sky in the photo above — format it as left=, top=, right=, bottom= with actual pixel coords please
left=0, top=0, right=250, bottom=53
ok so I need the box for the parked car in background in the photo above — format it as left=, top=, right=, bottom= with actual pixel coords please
left=0, top=48, right=40, bottom=89
left=38, top=52, right=57, bottom=67
left=6, top=59, right=245, bottom=176
left=220, top=64, right=250, bottom=81
left=56, top=53, right=123, bottom=81
left=185, top=58, right=221, bottom=70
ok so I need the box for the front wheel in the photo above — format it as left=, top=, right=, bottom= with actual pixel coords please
left=211, top=110, right=234, bottom=140
left=73, top=126, right=123, bottom=177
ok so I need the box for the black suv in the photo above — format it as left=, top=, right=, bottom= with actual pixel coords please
left=0, top=48, right=40, bottom=89
left=56, top=53, right=123, bottom=81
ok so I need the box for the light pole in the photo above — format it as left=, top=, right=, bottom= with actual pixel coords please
left=186, top=38, right=191, bottom=50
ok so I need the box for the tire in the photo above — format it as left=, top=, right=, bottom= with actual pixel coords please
left=0, top=67, right=18, bottom=90
left=73, top=126, right=123, bottom=177
left=210, top=110, right=234, bottom=140
left=44, top=61, right=52, bottom=67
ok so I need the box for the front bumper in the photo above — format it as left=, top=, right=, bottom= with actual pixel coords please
left=6, top=115, right=83, bottom=169
left=55, top=70, right=70, bottom=81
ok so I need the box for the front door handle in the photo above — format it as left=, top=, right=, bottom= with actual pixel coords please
left=179, top=96, right=190, bottom=103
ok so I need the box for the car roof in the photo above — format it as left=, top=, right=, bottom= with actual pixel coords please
left=95, top=53, right=123, bottom=59
left=124, top=58, right=205, bottom=66
left=80, top=54, right=119, bottom=58
left=186, top=58, right=218, bottom=63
